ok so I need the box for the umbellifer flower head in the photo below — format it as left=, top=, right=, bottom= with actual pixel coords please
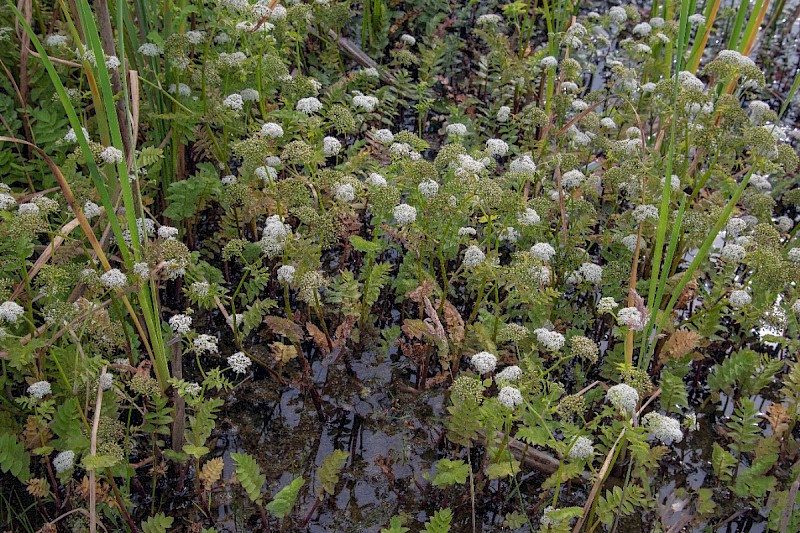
left=53, top=450, right=75, bottom=473
left=393, top=204, right=416, bottom=225
left=27, top=381, right=52, bottom=398
left=0, top=301, right=25, bottom=323
left=227, top=351, right=252, bottom=374
left=642, top=412, right=684, bottom=444
left=567, top=436, right=594, bottom=460
left=497, top=386, right=523, bottom=408
left=463, top=245, right=486, bottom=268
left=471, top=351, right=497, bottom=374
left=606, top=383, right=639, bottom=413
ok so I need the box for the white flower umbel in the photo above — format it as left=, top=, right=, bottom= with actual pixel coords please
left=729, top=290, right=751, bottom=309
left=486, top=138, right=509, bottom=157
left=534, top=328, right=565, bottom=351
left=99, top=146, right=123, bottom=164
left=418, top=179, right=439, bottom=199
left=579, top=263, right=603, bottom=284
left=567, top=436, right=595, bottom=460
left=227, top=351, right=252, bottom=374
left=720, top=244, right=746, bottom=262
left=169, top=314, right=192, bottom=334
left=393, top=204, right=416, bottom=226
left=334, top=183, right=355, bottom=203
left=100, top=269, right=127, bottom=289
left=530, top=242, right=556, bottom=263
left=788, top=248, right=800, bottom=264
left=296, top=97, right=323, bottom=114
left=518, top=207, right=540, bottom=226
left=0, top=301, right=25, bottom=323
left=53, top=450, right=75, bottom=473
left=352, top=94, right=379, bottom=112
left=606, top=383, right=639, bottom=413
left=366, top=173, right=387, bottom=187
left=323, top=136, right=342, bottom=156
left=64, top=127, right=90, bottom=144
left=540, top=56, right=558, bottom=69
left=617, top=306, right=643, bottom=329
left=498, top=386, right=523, bottom=408
left=458, top=227, right=476, bottom=236
left=99, top=372, right=114, bottom=391
left=509, top=155, right=536, bottom=175
left=463, top=246, right=486, bottom=268
left=597, top=297, right=618, bottom=313
left=446, top=123, right=467, bottom=136
left=193, top=334, right=218, bottom=354
left=643, top=412, right=684, bottom=444
left=27, top=381, right=52, bottom=398
left=138, top=43, right=162, bottom=56
left=277, top=265, right=296, bottom=284
left=471, top=351, right=497, bottom=374
left=497, top=105, right=511, bottom=122
left=373, top=129, right=394, bottom=144
left=158, top=225, right=179, bottom=240
left=0, top=193, right=15, bottom=210
left=261, top=122, right=284, bottom=138
left=223, top=93, right=244, bottom=111
left=496, top=365, right=522, bottom=383
left=84, top=200, right=101, bottom=219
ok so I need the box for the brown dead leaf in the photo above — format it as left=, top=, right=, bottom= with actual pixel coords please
left=659, top=329, right=703, bottom=364
left=307, top=322, right=330, bottom=355
left=270, top=342, right=299, bottom=365
left=199, top=457, right=224, bottom=491
left=439, top=299, right=465, bottom=344
left=264, top=316, right=305, bottom=344
left=766, top=403, right=789, bottom=436
left=407, top=279, right=435, bottom=304
left=333, top=315, right=357, bottom=349
left=402, top=319, right=434, bottom=340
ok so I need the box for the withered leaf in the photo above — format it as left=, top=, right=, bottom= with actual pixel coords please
left=307, top=322, right=330, bottom=355
left=264, top=316, right=305, bottom=344
left=270, top=342, right=299, bottom=365
left=659, top=329, right=703, bottom=363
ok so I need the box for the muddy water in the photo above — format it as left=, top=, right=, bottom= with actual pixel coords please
left=180, top=313, right=778, bottom=533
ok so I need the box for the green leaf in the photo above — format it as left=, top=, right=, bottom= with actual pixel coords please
left=422, top=508, right=452, bottom=533
left=182, top=445, right=210, bottom=459
left=707, top=349, right=758, bottom=396
left=163, top=169, right=222, bottom=221
left=0, top=433, right=30, bottom=482
left=266, top=476, right=305, bottom=519
left=485, top=460, right=520, bottom=479
left=725, top=398, right=762, bottom=455
left=734, top=453, right=778, bottom=498
left=349, top=235, right=379, bottom=254
left=659, top=370, right=688, bottom=414
left=711, top=442, right=737, bottom=482
left=431, top=459, right=470, bottom=488
left=232, top=452, right=266, bottom=503
left=316, top=449, right=348, bottom=498
left=51, top=398, right=90, bottom=452
left=141, top=513, right=174, bottom=533
left=81, top=454, right=119, bottom=471
left=381, top=517, right=410, bottom=533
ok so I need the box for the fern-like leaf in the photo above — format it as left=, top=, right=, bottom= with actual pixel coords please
left=659, top=370, right=688, bottom=414
left=707, top=349, right=758, bottom=396
left=0, top=433, right=30, bottom=482
left=422, top=508, right=452, bottom=533
left=232, top=452, right=266, bottom=503
left=381, top=516, right=410, bottom=533
left=266, top=476, right=305, bottom=519
left=725, top=398, right=762, bottom=455
left=316, top=449, right=348, bottom=498
left=141, top=513, right=174, bottom=533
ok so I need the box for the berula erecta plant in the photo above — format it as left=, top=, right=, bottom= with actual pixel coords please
left=0, top=0, right=799, bottom=531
